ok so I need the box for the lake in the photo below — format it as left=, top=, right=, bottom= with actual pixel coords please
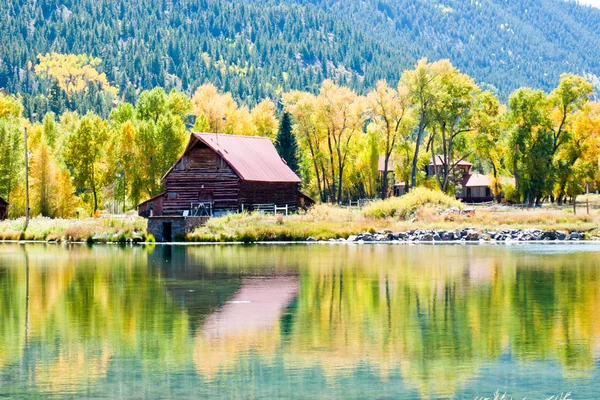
left=0, top=243, right=599, bottom=399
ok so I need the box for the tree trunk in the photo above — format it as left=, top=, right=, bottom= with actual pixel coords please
left=327, top=132, right=336, bottom=203
left=306, top=137, right=324, bottom=202
left=491, top=162, right=501, bottom=203
left=337, top=165, right=344, bottom=204
left=381, top=152, right=392, bottom=199
left=410, top=109, right=426, bottom=190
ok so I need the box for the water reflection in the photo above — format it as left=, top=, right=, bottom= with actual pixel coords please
left=0, top=244, right=598, bottom=398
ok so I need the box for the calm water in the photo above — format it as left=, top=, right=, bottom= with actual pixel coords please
left=0, top=243, right=599, bottom=399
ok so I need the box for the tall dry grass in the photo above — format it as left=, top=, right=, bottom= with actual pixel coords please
left=188, top=198, right=600, bottom=242
left=363, top=187, right=463, bottom=219
left=0, top=216, right=149, bottom=242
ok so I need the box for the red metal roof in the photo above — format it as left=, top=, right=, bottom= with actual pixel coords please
left=201, top=277, right=299, bottom=339
left=194, top=133, right=301, bottom=183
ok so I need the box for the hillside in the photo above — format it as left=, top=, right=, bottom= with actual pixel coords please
left=305, top=0, right=600, bottom=94
left=1, top=0, right=600, bottom=107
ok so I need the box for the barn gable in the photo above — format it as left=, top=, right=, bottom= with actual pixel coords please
left=163, top=133, right=300, bottom=184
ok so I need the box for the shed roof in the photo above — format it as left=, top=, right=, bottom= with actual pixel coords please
left=461, top=173, right=492, bottom=188
left=378, top=155, right=473, bottom=172
left=378, top=156, right=396, bottom=172
left=194, top=133, right=301, bottom=183
left=137, top=191, right=165, bottom=207
left=429, top=155, right=472, bottom=167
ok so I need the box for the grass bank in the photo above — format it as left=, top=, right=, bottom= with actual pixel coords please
left=1, top=190, right=598, bottom=243
left=187, top=207, right=599, bottom=243
left=0, top=216, right=151, bottom=243
left=188, top=189, right=600, bottom=242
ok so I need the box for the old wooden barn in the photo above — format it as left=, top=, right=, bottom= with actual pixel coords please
left=138, top=132, right=311, bottom=241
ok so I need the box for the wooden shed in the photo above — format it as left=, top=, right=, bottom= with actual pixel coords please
left=0, top=197, right=7, bottom=220
left=138, top=133, right=307, bottom=219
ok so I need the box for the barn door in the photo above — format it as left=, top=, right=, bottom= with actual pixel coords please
left=163, top=222, right=172, bottom=242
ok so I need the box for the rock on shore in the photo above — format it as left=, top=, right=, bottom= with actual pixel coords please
left=316, top=228, right=592, bottom=243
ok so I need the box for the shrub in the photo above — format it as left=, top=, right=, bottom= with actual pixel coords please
left=363, top=187, right=462, bottom=219
left=502, top=183, right=519, bottom=203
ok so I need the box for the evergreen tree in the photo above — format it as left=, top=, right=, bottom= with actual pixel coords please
left=275, top=112, right=299, bottom=174
left=47, top=81, right=67, bottom=116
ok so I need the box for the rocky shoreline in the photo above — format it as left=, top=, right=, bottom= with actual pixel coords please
left=308, top=228, right=593, bottom=243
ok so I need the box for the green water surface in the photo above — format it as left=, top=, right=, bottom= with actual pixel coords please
left=0, top=243, right=599, bottom=399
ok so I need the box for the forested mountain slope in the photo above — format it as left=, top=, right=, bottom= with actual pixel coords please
left=301, top=0, right=600, bottom=95
left=1, top=0, right=600, bottom=105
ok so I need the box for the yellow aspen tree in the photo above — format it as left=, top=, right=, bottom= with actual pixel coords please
left=316, top=80, right=366, bottom=203
left=225, top=105, right=254, bottom=135
left=191, top=83, right=238, bottom=132
left=55, top=168, right=78, bottom=219
left=283, top=91, right=329, bottom=202
left=30, top=138, right=58, bottom=217
left=250, top=99, right=279, bottom=140
left=34, top=53, right=118, bottom=96
left=366, top=80, right=414, bottom=198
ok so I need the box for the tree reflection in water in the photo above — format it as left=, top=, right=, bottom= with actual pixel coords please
left=0, top=243, right=598, bottom=398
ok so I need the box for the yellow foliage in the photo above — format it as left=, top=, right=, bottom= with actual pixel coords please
left=55, top=169, right=79, bottom=219
left=34, top=53, right=118, bottom=96
left=250, top=99, right=278, bottom=139
left=30, top=139, right=57, bottom=217
left=0, top=92, right=23, bottom=119
left=191, top=83, right=237, bottom=133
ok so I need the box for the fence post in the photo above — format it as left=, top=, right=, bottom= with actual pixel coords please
left=587, top=198, right=589, bottom=215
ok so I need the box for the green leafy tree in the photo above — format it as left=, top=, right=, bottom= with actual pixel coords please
left=506, top=88, right=554, bottom=205
left=427, top=65, right=482, bottom=193
left=0, top=120, right=22, bottom=205
left=136, top=87, right=167, bottom=123
left=65, top=113, right=109, bottom=213
left=400, top=59, right=450, bottom=190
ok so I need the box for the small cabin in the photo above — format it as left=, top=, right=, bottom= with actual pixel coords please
left=138, top=133, right=311, bottom=241
left=456, top=173, right=494, bottom=203
left=426, top=155, right=473, bottom=177
left=378, top=155, right=496, bottom=203
left=0, top=197, right=7, bottom=220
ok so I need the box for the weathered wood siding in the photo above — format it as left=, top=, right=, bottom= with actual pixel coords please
left=138, top=194, right=164, bottom=217
left=161, top=141, right=241, bottom=215
left=239, top=181, right=299, bottom=209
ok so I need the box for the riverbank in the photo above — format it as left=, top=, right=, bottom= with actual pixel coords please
left=186, top=206, right=599, bottom=243
left=0, top=216, right=150, bottom=243
left=2, top=190, right=599, bottom=244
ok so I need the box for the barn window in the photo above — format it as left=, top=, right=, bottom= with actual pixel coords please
left=467, top=188, right=472, bottom=197
left=167, top=192, right=177, bottom=199
left=216, top=154, right=223, bottom=170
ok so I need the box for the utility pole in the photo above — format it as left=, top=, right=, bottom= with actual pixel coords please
left=24, top=126, right=29, bottom=231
